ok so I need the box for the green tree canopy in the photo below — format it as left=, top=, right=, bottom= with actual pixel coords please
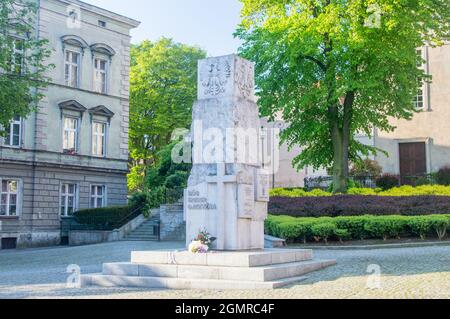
left=132, top=141, right=192, bottom=209
left=0, top=0, right=52, bottom=133
left=129, top=38, right=206, bottom=191
left=236, top=0, right=450, bottom=193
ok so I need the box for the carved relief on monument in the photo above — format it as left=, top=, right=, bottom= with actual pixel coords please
left=238, top=183, right=255, bottom=219
left=255, top=170, right=270, bottom=202
left=199, top=58, right=232, bottom=97
left=235, top=57, right=255, bottom=99
left=236, top=169, right=254, bottom=185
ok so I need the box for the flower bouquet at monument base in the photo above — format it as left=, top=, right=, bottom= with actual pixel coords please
left=188, top=230, right=217, bottom=254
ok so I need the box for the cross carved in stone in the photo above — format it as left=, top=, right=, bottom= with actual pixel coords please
left=205, top=163, right=237, bottom=250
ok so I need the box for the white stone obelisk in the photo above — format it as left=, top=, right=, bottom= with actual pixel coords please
left=184, top=54, right=269, bottom=251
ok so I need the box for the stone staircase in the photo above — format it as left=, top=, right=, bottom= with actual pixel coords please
left=81, top=249, right=336, bottom=290
left=123, top=216, right=160, bottom=242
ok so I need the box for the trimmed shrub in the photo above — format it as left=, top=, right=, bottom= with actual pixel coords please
left=379, top=185, right=450, bottom=196
left=428, top=216, right=449, bottom=240
left=270, top=188, right=330, bottom=197
left=266, top=214, right=450, bottom=243
left=278, top=222, right=311, bottom=243
left=408, top=217, right=434, bottom=240
left=335, top=228, right=351, bottom=243
left=376, top=174, right=400, bottom=190
left=311, top=222, right=337, bottom=244
left=437, top=167, right=450, bottom=186
left=363, top=216, right=408, bottom=241
left=271, top=185, right=450, bottom=197
left=347, top=188, right=379, bottom=196
left=265, top=215, right=298, bottom=238
left=74, top=206, right=134, bottom=230
left=334, top=216, right=371, bottom=240
left=269, top=195, right=450, bottom=217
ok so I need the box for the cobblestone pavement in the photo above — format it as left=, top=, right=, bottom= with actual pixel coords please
left=0, top=241, right=449, bottom=299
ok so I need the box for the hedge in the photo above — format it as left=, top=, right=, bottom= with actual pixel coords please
left=269, top=195, right=450, bottom=217
left=266, top=215, right=450, bottom=243
left=74, top=206, right=138, bottom=230
left=270, top=185, right=450, bottom=197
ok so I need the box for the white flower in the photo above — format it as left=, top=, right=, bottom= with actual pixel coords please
left=189, top=240, right=209, bottom=254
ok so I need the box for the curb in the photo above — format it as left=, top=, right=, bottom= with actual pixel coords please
left=289, top=241, right=450, bottom=250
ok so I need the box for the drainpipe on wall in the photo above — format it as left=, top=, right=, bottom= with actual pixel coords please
left=30, top=0, right=42, bottom=245
left=425, top=46, right=432, bottom=112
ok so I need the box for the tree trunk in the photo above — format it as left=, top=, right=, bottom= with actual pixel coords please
left=330, top=91, right=354, bottom=194
left=331, top=126, right=348, bottom=193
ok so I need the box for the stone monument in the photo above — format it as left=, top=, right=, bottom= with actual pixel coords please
left=184, top=54, right=269, bottom=251
left=81, top=55, right=336, bottom=290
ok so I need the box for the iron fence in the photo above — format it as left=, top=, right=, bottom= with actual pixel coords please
left=304, top=174, right=437, bottom=191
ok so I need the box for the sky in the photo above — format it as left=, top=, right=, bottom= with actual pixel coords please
left=85, top=0, right=243, bottom=56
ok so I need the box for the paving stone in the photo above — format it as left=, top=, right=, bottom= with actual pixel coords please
left=0, top=241, right=448, bottom=299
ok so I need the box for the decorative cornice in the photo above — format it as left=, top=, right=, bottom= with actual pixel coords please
left=89, top=105, right=115, bottom=118
left=0, top=157, right=129, bottom=174
left=90, top=43, right=116, bottom=57
left=61, top=34, right=89, bottom=49
left=47, top=82, right=130, bottom=102
left=58, top=100, right=87, bottom=113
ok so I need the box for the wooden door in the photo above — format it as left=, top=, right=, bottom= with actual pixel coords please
left=399, top=142, right=427, bottom=185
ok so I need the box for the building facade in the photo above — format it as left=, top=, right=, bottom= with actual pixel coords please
left=369, top=44, right=450, bottom=179
left=0, top=0, right=139, bottom=249
left=266, top=43, right=450, bottom=188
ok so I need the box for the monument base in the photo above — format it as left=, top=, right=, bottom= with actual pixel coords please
left=81, top=249, right=336, bottom=290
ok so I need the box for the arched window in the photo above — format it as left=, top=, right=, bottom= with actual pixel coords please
left=90, top=44, right=116, bottom=94
left=60, top=35, right=89, bottom=88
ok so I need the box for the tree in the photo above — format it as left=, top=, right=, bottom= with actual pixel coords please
left=129, top=38, right=206, bottom=192
left=236, top=0, right=450, bottom=193
left=0, top=0, right=52, bottom=134
left=131, top=141, right=192, bottom=211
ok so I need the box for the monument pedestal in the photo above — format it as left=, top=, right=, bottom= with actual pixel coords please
left=81, top=249, right=336, bottom=290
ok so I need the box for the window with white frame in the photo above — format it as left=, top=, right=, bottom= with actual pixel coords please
left=413, top=85, right=424, bottom=109
left=63, top=117, right=78, bottom=153
left=4, top=115, right=21, bottom=147
left=93, top=58, right=107, bottom=94
left=10, top=38, right=24, bottom=74
left=60, top=183, right=77, bottom=217
left=90, top=185, right=106, bottom=208
left=65, top=50, right=80, bottom=88
left=0, top=179, right=19, bottom=216
left=92, top=121, right=106, bottom=157
left=414, top=49, right=426, bottom=110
